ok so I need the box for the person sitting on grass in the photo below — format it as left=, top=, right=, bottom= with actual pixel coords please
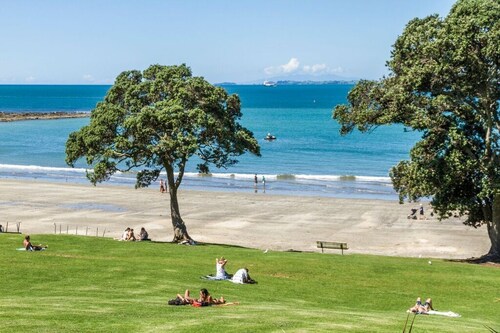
left=170, top=288, right=225, bottom=306
left=126, top=228, right=136, bottom=241
left=119, top=227, right=130, bottom=241
left=231, top=268, right=256, bottom=284
left=23, top=235, right=47, bottom=251
left=408, top=297, right=433, bottom=314
left=215, top=256, right=231, bottom=279
left=137, top=227, right=149, bottom=241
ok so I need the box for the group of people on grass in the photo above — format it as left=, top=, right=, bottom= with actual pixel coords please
left=408, top=297, right=433, bottom=314
left=19, top=236, right=447, bottom=314
left=214, top=256, right=256, bottom=284
left=168, top=256, right=256, bottom=307
left=119, top=227, right=149, bottom=241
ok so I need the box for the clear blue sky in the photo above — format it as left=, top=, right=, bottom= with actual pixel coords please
left=0, top=0, right=455, bottom=84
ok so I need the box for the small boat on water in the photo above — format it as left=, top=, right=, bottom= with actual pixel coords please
left=263, top=80, right=277, bottom=87
left=264, top=133, right=277, bottom=141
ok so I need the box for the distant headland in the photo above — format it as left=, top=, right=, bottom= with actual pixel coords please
left=0, top=111, right=90, bottom=122
left=217, top=80, right=357, bottom=86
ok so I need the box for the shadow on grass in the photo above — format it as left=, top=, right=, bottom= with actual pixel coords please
left=447, top=253, right=500, bottom=266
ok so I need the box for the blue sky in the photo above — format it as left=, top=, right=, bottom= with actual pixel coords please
left=0, top=0, right=455, bottom=84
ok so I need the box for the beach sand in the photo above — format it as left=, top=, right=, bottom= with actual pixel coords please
left=0, top=179, right=490, bottom=259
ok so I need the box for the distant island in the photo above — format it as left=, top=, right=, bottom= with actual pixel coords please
left=274, top=80, right=357, bottom=85
left=217, top=80, right=357, bottom=86
left=0, top=111, right=90, bottom=122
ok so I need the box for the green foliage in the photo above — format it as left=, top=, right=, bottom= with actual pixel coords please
left=333, top=0, right=500, bottom=254
left=66, top=64, right=260, bottom=189
left=1, top=234, right=498, bottom=332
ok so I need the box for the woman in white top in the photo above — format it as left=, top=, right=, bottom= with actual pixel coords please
left=231, top=268, right=256, bottom=284
left=215, top=257, right=230, bottom=279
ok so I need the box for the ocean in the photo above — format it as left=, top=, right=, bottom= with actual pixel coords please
left=0, top=84, right=421, bottom=200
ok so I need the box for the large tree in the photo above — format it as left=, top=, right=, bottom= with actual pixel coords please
left=66, top=64, right=260, bottom=242
left=333, top=0, right=499, bottom=258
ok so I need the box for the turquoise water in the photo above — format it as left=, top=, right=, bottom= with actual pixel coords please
left=0, top=85, right=421, bottom=199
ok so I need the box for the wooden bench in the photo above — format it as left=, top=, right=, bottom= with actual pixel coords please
left=317, top=241, right=348, bottom=255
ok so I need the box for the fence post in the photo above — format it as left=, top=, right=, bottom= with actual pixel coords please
left=102, top=228, right=106, bottom=237
left=86, top=227, right=89, bottom=236
left=76, top=226, right=78, bottom=235
left=66, top=225, right=69, bottom=234
left=16, top=222, right=21, bottom=233
left=5, top=222, right=8, bottom=233
left=96, top=227, right=99, bottom=237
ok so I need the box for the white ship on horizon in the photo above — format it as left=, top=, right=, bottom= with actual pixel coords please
left=263, top=80, right=277, bottom=87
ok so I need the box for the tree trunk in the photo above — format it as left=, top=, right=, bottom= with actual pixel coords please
left=168, top=185, right=192, bottom=242
left=165, top=166, right=192, bottom=243
left=487, top=193, right=500, bottom=258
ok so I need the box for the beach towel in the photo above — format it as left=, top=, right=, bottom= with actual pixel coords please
left=201, top=275, right=230, bottom=281
left=17, top=247, right=45, bottom=251
left=407, top=310, right=461, bottom=317
left=427, top=310, right=461, bottom=317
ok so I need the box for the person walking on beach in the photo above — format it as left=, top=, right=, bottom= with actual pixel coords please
left=159, top=179, right=166, bottom=193
left=262, top=175, right=266, bottom=187
left=254, top=174, right=258, bottom=187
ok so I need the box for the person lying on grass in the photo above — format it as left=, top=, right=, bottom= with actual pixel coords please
left=408, top=297, right=433, bottom=314
left=231, top=268, right=256, bottom=284
left=23, top=235, right=48, bottom=251
left=169, top=288, right=225, bottom=306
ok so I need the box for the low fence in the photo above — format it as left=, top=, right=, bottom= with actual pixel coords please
left=0, top=221, right=21, bottom=233
left=53, top=223, right=108, bottom=237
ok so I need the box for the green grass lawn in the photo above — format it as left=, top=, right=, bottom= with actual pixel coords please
left=1, top=234, right=498, bottom=332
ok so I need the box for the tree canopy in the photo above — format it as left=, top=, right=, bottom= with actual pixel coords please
left=333, top=0, right=500, bottom=258
left=66, top=64, right=260, bottom=241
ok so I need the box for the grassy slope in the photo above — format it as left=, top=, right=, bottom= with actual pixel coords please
left=1, top=234, right=498, bottom=333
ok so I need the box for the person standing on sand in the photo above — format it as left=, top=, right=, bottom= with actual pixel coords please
left=254, top=174, right=258, bottom=187
left=159, top=179, right=165, bottom=193
left=262, top=176, right=266, bottom=187
left=419, top=204, right=425, bottom=219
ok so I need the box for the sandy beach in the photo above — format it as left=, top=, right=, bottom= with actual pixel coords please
left=0, top=179, right=490, bottom=259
